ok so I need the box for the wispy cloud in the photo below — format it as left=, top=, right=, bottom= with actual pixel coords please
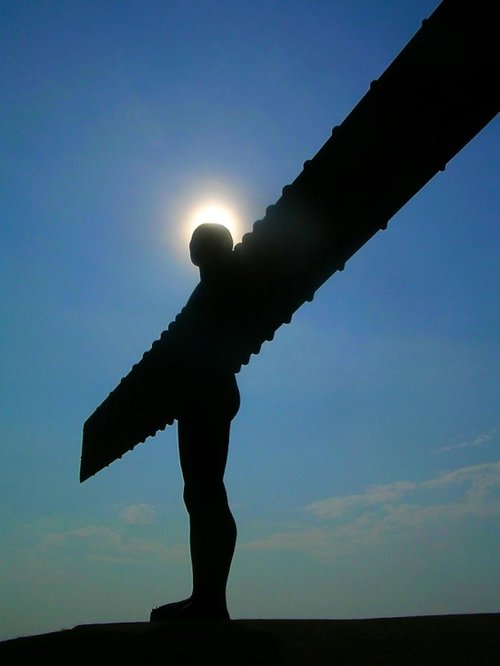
left=120, top=503, right=156, bottom=525
left=436, top=427, right=498, bottom=453
left=33, top=524, right=185, bottom=565
left=242, top=461, right=500, bottom=559
left=306, top=461, right=500, bottom=520
left=305, top=480, right=416, bottom=519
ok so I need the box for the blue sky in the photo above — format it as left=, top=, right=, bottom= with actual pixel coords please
left=1, top=0, right=498, bottom=640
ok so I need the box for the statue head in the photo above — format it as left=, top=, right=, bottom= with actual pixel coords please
left=189, top=223, right=234, bottom=268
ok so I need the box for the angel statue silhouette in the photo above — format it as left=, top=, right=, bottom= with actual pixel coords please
left=80, top=0, right=497, bottom=623
left=83, top=221, right=247, bottom=621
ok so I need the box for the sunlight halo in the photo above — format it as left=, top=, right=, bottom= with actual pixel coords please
left=186, top=202, right=242, bottom=246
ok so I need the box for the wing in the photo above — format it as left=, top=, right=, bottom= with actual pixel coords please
left=81, top=0, right=498, bottom=481
left=230, top=0, right=498, bottom=348
left=80, top=327, right=177, bottom=482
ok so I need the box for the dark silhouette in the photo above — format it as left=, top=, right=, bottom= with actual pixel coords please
left=149, top=224, right=241, bottom=621
left=82, top=224, right=246, bottom=621
left=80, top=0, right=498, bottom=624
left=81, top=0, right=498, bottom=483
left=2, top=614, right=500, bottom=665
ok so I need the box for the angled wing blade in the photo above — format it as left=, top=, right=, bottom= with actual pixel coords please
left=81, top=0, right=498, bottom=481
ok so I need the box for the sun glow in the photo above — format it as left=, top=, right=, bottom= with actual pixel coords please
left=187, top=202, right=242, bottom=245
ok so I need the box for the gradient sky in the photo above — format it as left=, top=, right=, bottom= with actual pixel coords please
left=1, top=0, right=498, bottom=641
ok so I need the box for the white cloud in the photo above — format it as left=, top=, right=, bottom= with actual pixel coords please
left=306, top=480, right=416, bottom=519
left=305, top=461, right=500, bottom=520
left=241, top=461, right=500, bottom=560
left=436, top=427, right=498, bottom=453
left=33, top=524, right=185, bottom=565
left=120, top=503, right=156, bottom=525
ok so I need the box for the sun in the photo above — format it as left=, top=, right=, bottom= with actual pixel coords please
left=170, top=198, right=244, bottom=265
left=187, top=202, right=241, bottom=245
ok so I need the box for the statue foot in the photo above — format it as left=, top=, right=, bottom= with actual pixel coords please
left=150, top=598, right=191, bottom=621
left=150, top=598, right=230, bottom=622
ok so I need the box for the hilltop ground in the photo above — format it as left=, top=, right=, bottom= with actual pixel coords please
left=1, top=613, right=499, bottom=665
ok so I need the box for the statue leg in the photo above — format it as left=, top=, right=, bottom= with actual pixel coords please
left=150, top=374, right=239, bottom=622
left=181, top=416, right=236, bottom=618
